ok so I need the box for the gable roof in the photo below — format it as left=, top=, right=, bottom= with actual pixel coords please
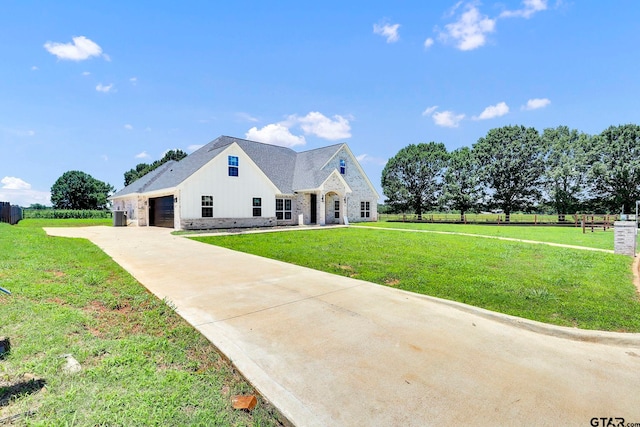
left=111, top=136, right=371, bottom=198
left=111, top=160, right=177, bottom=198
left=292, top=143, right=344, bottom=191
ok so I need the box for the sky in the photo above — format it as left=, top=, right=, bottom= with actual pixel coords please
left=1, top=1, right=640, bottom=206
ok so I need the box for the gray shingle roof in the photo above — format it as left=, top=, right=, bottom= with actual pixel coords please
left=111, top=160, right=177, bottom=198
left=111, top=135, right=346, bottom=198
left=292, top=144, right=344, bottom=190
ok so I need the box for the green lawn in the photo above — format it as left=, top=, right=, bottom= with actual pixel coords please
left=0, top=220, right=283, bottom=426
left=193, top=227, right=640, bottom=332
left=353, top=221, right=615, bottom=250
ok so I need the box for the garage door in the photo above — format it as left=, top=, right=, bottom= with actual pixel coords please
left=149, top=196, right=174, bottom=228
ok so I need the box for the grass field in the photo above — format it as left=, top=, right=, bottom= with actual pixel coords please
left=193, top=227, right=640, bottom=332
left=354, top=221, right=615, bottom=250
left=0, top=220, right=283, bottom=426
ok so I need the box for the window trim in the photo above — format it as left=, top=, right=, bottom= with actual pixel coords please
left=253, top=197, right=262, bottom=217
left=228, top=155, right=239, bottom=177
left=201, top=195, right=213, bottom=217
left=276, top=198, right=292, bottom=220
left=360, top=201, right=370, bottom=218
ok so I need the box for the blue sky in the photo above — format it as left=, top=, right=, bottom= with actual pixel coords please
left=1, top=1, right=639, bottom=206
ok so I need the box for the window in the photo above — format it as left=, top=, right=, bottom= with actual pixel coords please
left=228, top=156, right=239, bottom=177
left=253, top=197, right=262, bottom=217
left=360, top=201, right=370, bottom=218
left=276, top=198, right=292, bottom=220
left=339, top=159, right=346, bottom=175
left=334, top=200, right=340, bottom=219
left=201, top=195, right=213, bottom=217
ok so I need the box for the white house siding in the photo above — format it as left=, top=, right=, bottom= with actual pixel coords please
left=322, top=146, right=378, bottom=223
left=178, top=144, right=279, bottom=229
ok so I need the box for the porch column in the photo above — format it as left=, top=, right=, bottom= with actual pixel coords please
left=319, top=192, right=326, bottom=226
left=342, top=195, right=348, bottom=225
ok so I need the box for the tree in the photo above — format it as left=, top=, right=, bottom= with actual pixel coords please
left=441, top=147, right=484, bottom=221
left=473, top=125, right=545, bottom=219
left=542, top=126, right=591, bottom=217
left=124, top=149, right=187, bottom=186
left=588, top=124, right=640, bottom=214
left=51, top=171, right=114, bottom=210
left=381, top=142, right=449, bottom=219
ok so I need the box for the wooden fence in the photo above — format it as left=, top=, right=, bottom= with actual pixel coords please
left=0, top=202, right=23, bottom=225
left=380, top=213, right=619, bottom=228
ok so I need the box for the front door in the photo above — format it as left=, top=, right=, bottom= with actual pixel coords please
left=310, top=194, right=317, bottom=224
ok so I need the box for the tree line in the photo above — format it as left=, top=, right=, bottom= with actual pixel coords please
left=48, top=150, right=188, bottom=210
left=382, top=124, right=640, bottom=220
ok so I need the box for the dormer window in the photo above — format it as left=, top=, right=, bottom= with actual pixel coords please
left=228, top=156, right=239, bottom=176
left=339, top=159, right=346, bottom=175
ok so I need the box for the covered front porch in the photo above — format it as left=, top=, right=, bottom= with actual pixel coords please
left=296, top=171, right=352, bottom=226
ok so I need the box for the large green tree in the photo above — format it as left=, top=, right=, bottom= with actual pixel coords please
left=51, top=171, right=114, bottom=210
left=588, top=124, right=640, bottom=213
left=473, top=125, right=545, bottom=219
left=124, top=149, right=187, bottom=186
left=441, top=146, right=484, bottom=221
left=542, top=126, right=591, bottom=217
left=382, top=142, right=449, bottom=219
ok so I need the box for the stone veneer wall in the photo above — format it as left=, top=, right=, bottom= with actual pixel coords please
left=295, top=193, right=312, bottom=225
left=322, top=148, right=378, bottom=223
left=181, top=216, right=277, bottom=230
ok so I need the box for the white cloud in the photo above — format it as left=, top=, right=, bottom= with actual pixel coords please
left=96, top=83, right=113, bottom=93
left=82, top=71, right=91, bottom=76
left=44, top=36, right=106, bottom=61
left=424, top=38, right=435, bottom=49
left=1, top=176, right=31, bottom=190
left=422, top=105, right=438, bottom=116
left=473, top=102, right=510, bottom=120
left=31, top=66, right=38, bottom=71
left=236, top=112, right=259, bottom=123
left=0, top=177, right=50, bottom=206
left=130, top=77, right=137, bottom=84
left=439, top=3, right=496, bottom=51
left=187, top=144, right=204, bottom=152
left=101, top=155, right=109, bottom=162
left=0, top=188, right=51, bottom=207
left=124, top=124, right=133, bottom=130
left=373, top=23, right=401, bottom=43
left=294, top=111, right=351, bottom=140
left=246, top=123, right=306, bottom=147
left=356, top=154, right=387, bottom=166
left=432, top=110, right=465, bottom=128
left=522, top=98, right=551, bottom=110
left=0, top=127, right=35, bottom=137
left=135, top=151, right=149, bottom=159
left=500, top=0, right=547, bottom=19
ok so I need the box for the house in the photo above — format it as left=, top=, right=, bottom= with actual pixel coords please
left=109, top=135, right=379, bottom=229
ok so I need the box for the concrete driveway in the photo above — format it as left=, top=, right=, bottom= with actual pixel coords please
left=45, top=226, right=640, bottom=427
